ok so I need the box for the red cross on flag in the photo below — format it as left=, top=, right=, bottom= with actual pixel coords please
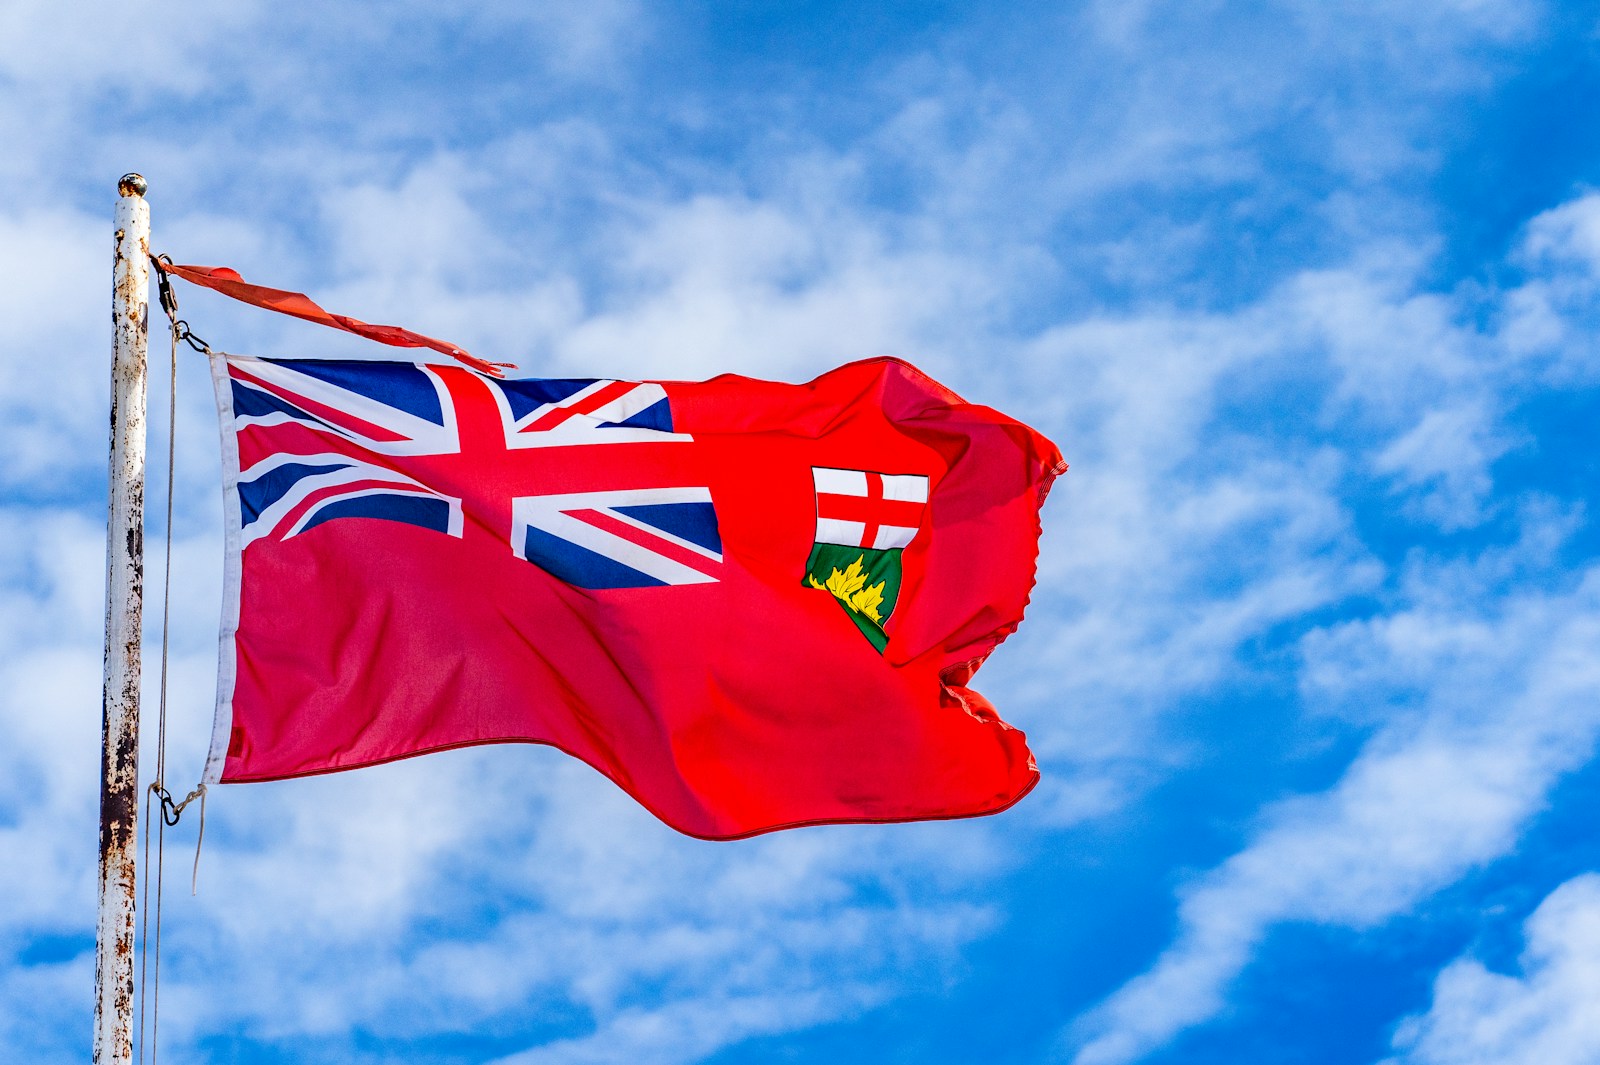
left=813, top=467, right=929, bottom=550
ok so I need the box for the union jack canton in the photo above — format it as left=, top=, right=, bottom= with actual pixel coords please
left=222, top=356, right=722, bottom=588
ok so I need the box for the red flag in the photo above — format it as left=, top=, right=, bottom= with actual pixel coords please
left=206, top=353, right=1064, bottom=839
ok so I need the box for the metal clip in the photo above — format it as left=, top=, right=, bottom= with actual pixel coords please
left=151, top=254, right=179, bottom=321
left=172, top=320, right=213, bottom=355
left=150, top=782, right=207, bottom=827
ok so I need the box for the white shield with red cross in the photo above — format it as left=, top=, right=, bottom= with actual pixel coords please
left=811, top=467, right=929, bottom=550
left=804, top=467, right=930, bottom=652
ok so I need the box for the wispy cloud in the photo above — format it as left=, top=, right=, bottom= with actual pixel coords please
left=1068, top=560, right=1600, bottom=1065
left=1384, top=872, right=1600, bottom=1065
left=1056, top=190, right=1600, bottom=1062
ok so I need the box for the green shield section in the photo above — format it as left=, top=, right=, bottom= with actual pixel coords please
left=803, top=543, right=903, bottom=653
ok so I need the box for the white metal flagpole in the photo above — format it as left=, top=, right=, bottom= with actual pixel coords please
left=97, top=172, right=149, bottom=1065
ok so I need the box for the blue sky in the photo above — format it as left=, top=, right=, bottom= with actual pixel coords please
left=4, top=1, right=1600, bottom=1062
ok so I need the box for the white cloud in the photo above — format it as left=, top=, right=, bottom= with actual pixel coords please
left=493, top=988, right=882, bottom=1065
left=998, top=246, right=1550, bottom=821
left=0, top=510, right=111, bottom=1063
left=1385, top=873, right=1600, bottom=1065
left=0, top=955, right=92, bottom=1065
left=0, top=209, right=118, bottom=489
left=555, top=194, right=992, bottom=381
left=1065, top=564, right=1600, bottom=1065
left=1501, top=192, right=1600, bottom=381
left=140, top=753, right=1007, bottom=1059
left=476, top=0, right=651, bottom=77
left=0, top=0, right=260, bottom=96
left=1373, top=402, right=1509, bottom=530
left=1519, top=191, right=1600, bottom=270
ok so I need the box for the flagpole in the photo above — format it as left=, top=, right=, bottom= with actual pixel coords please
left=97, top=173, right=149, bottom=1065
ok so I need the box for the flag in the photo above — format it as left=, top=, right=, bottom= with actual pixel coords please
left=206, top=353, right=1065, bottom=839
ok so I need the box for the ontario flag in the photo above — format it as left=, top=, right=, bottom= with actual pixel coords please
left=204, top=351, right=1064, bottom=839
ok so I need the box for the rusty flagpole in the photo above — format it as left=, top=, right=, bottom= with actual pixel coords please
left=97, top=173, right=149, bottom=1065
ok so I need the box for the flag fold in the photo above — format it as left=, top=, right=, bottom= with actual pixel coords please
left=207, top=353, right=1063, bottom=839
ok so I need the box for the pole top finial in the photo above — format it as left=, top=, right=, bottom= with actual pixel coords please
left=118, top=173, right=148, bottom=198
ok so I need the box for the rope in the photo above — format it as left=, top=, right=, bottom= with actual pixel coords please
left=136, top=785, right=154, bottom=1065
left=135, top=259, right=212, bottom=1065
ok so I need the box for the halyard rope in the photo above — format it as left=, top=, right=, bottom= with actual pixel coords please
left=137, top=259, right=210, bottom=1065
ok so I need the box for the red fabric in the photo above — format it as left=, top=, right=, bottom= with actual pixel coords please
left=162, top=262, right=506, bottom=376
left=217, top=356, right=1064, bottom=839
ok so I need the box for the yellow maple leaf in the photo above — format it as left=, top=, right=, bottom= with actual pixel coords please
left=808, top=555, right=887, bottom=623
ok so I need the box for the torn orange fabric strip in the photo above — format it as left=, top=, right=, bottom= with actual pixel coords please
left=159, top=261, right=507, bottom=377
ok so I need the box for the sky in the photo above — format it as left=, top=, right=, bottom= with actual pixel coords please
left=3, top=1, right=1600, bottom=1062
